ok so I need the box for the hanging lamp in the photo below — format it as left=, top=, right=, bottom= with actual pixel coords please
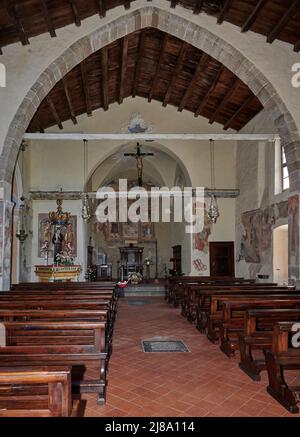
left=81, top=139, right=91, bottom=221
left=207, top=139, right=220, bottom=224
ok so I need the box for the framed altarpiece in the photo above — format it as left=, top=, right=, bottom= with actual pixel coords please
left=105, top=221, right=155, bottom=243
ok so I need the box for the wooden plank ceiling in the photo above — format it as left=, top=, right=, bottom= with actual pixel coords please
left=1, top=1, right=300, bottom=54
left=27, top=28, right=263, bottom=132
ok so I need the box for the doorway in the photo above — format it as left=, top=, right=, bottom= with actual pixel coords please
left=210, top=242, right=235, bottom=277
left=273, top=225, right=288, bottom=285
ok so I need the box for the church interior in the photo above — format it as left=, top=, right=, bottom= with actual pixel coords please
left=0, top=0, right=300, bottom=419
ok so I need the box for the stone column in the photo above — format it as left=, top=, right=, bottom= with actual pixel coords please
left=0, top=180, right=14, bottom=291
left=288, top=194, right=300, bottom=285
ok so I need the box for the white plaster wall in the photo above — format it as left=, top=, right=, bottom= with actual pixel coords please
left=236, top=109, right=291, bottom=280
left=30, top=200, right=85, bottom=281
left=28, top=98, right=237, bottom=190
left=0, top=1, right=300, bottom=161
left=273, top=225, right=289, bottom=285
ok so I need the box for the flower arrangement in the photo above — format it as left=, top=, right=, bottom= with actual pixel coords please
left=128, top=272, right=143, bottom=285
left=55, top=251, right=75, bottom=266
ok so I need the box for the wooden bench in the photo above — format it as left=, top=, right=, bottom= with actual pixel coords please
left=218, top=298, right=300, bottom=357
left=264, top=321, right=300, bottom=413
left=0, top=367, right=80, bottom=417
left=165, top=276, right=254, bottom=306
left=0, top=321, right=108, bottom=404
left=182, top=284, right=289, bottom=326
left=196, top=289, right=297, bottom=338
left=238, top=308, right=300, bottom=381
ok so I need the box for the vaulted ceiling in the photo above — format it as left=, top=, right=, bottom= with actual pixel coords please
left=1, top=1, right=300, bottom=54
left=27, top=28, right=263, bottom=132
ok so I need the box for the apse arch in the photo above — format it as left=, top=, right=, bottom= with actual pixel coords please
left=86, top=141, right=192, bottom=191
left=0, top=5, right=299, bottom=190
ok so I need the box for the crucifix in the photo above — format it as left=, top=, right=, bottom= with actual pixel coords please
left=124, top=143, right=154, bottom=186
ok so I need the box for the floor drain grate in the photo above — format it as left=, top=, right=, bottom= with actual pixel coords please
left=142, top=340, right=189, bottom=353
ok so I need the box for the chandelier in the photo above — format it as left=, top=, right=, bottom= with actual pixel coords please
left=81, top=139, right=91, bottom=221
left=207, top=139, right=220, bottom=224
left=49, top=199, right=71, bottom=226
left=16, top=142, right=28, bottom=244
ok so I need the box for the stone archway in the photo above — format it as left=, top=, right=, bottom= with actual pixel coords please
left=0, top=6, right=299, bottom=190
left=0, top=5, right=300, bottom=289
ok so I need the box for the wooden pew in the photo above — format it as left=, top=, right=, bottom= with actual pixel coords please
left=264, top=321, right=300, bottom=414
left=238, top=308, right=300, bottom=381
left=218, top=298, right=300, bottom=357
left=165, top=276, right=254, bottom=306
left=0, top=321, right=108, bottom=404
left=195, top=288, right=296, bottom=335
left=0, top=367, right=80, bottom=417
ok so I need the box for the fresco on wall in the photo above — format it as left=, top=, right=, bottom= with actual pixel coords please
left=0, top=201, right=3, bottom=276
left=288, top=195, right=299, bottom=278
left=238, top=201, right=288, bottom=264
left=3, top=202, right=14, bottom=285
left=191, top=200, right=212, bottom=275
left=38, top=214, right=77, bottom=258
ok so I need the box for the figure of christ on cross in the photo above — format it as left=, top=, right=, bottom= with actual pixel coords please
left=124, top=143, right=154, bottom=187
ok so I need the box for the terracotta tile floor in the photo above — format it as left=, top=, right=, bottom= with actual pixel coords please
left=83, top=297, right=300, bottom=417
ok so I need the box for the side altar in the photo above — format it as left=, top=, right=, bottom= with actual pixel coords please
left=35, top=199, right=81, bottom=282
left=35, top=265, right=82, bottom=282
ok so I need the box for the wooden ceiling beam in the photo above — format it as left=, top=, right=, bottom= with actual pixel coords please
left=267, top=0, right=300, bottom=44
left=39, top=0, right=56, bottom=38
left=223, top=93, right=255, bottom=130
left=132, top=31, right=146, bottom=98
left=178, top=52, right=209, bottom=112
left=124, top=1, right=131, bottom=10
left=194, top=65, right=223, bottom=117
left=193, top=0, right=204, bottom=15
left=294, top=39, right=300, bottom=52
left=69, top=0, right=81, bottom=27
left=209, top=77, right=240, bottom=124
left=148, top=34, right=168, bottom=102
left=97, top=0, right=106, bottom=18
left=170, top=0, right=178, bottom=8
left=241, top=0, right=267, bottom=33
left=119, top=36, right=129, bottom=104
left=62, top=77, right=77, bottom=125
left=5, top=0, right=29, bottom=46
left=218, top=0, right=234, bottom=24
left=46, top=96, right=63, bottom=130
left=101, top=47, right=109, bottom=111
left=80, top=62, right=92, bottom=116
left=163, top=42, right=188, bottom=107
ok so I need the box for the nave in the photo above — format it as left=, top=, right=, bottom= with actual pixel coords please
left=83, top=297, right=300, bottom=418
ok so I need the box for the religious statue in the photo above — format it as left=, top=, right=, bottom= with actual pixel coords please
left=52, top=227, right=64, bottom=263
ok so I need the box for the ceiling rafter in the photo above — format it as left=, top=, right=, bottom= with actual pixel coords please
left=241, top=0, right=267, bottom=33
left=178, top=52, right=209, bottom=112
left=163, top=42, right=188, bottom=107
left=68, top=0, right=81, bottom=27
left=148, top=34, right=168, bottom=102
left=101, top=47, right=109, bottom=111
left=5, top=0, right=29, bottom=46
left=97, top=0, right=106, bottom=18
left=39, top=0, right=56, bottom=38
left=119, top=36, right=129, bottom=104
left=194, top=65, right=224, bottom=117
left=46, top=95, right=63, bottom=130
left=209, top=77, right=240, bottom=124
left=217, top=0, right=234, bottom=25
left=80, top=61, right=92, bottom=116
left=170, top=0, right=178, bottom=8
left=267, top=0, right=300, bottom=44
left=223, top=93, right=255, bottom=130
left=124, top=1, right=131, bottom=10
left=132, top=31, right=146, bottom=98
left=193, top=0, right=204, bottom=15
left=62, top=77, right=77, bottom=125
